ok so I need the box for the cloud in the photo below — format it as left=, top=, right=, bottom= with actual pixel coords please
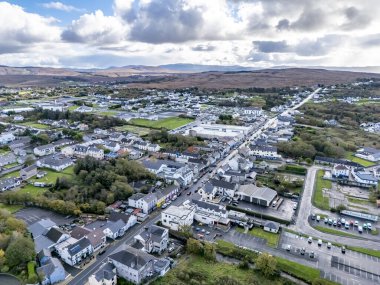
left=191, top=44, right=216, bottom=52
left=253, top=41, right=289, bottom=53
left=0, top=1, right=60, bottom=52
left=42, top=2, right=83, bottom=12
left=340, top=6, right=371, bottom=30
left=61, top=10, right=126, bottom=45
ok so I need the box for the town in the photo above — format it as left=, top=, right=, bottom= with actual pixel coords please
left=0, top=77, right=378, bottom=285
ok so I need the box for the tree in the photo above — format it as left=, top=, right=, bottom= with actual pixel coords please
left=179, top=225, right=192, bottom=239
left=5, top=236, right=35, bottom=267
left=255, top=253, right=277, bottom=277
left=186, top=238, right=203, bottom=255
left=203, top=243, right=216, bottom=261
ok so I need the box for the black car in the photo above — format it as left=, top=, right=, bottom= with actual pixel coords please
left=187, top=192, right=192, bottom=196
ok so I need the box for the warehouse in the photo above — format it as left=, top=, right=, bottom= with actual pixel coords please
left=236, top=184, right=277, bottom=207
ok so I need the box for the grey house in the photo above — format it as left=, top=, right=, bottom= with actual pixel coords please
left=20, top=165, right=38, bottom=180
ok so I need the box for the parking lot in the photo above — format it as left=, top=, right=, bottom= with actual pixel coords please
left=280, top=231, right=380, bottom=285
left=15, top=207, right=74, bottom=226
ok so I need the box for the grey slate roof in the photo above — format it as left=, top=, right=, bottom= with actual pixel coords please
left=45, top=227, right=65, bottom=243
left=210, top=178, right=237, bottom=190
left=109, top=246, right=154, bottom=270
left=192, top=199, right=227, bottom=214
left=93, top=262, right=116, bottom=282
left=67, top=238, right=91, bottom=256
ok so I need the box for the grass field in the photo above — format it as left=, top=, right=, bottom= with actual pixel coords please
left=313, top=170, right=331, bottom=210
left=3, top=162, right=19, bottom=169
left=313, top=225, right=361, bottom=238
left=237, top=227, right=279, bottom=247
left=276, top=257, right=322, bottom=284
left=68, top=105, right=79, bottom=111
left=129, top=117, right=194, bottom=130
left=0, top=203, right=23, bottom=213
left=348, top=197, right=371, bottom=205
left=345, top=152, right=376, bottom=167
left=116, top=125, right=152, bottom=136
left=2, top=170, right=20, bottom=178
left=152, top=255, right=288, bottom=285
left=20, top=122, right=49, bottom=129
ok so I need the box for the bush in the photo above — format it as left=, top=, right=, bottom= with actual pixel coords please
left=1, top=265, right=9, bottom=272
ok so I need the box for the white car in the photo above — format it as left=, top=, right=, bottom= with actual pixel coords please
left=318, top=239, right=322, bottom=246
left=367, top=223, right=372, bottom=230
left=308, top=236, right=313, bottom=243
left=327, top=242, right=332, bottom=249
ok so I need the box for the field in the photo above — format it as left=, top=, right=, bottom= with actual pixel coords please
left=313, top=170, right=331, bottom=210
left=116, top=125, right=152, bottom=136
left=345, top=152, right=376, bottom=167
left=0, top=203, right=23, bottom=213
left=152, top=255, right=288, bottom=285
left=129, top=117, right=194, bottom=130
left=20, top=122, right=49, bottom=129
left=237, top=227, right=280, bottom=247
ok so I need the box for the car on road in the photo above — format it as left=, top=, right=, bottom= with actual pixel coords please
left=300, top=247, right=306, bottom=255
left=206, top=231, right=210, bottom=235
left=308, top=236, right=313, bottom=244
left=327, top=242, right=332, bottom=249
left=98, top=248, right=107, bottom=255
left=286, top=245, right=291, bottom=251
left=187, top=192, right=192, bottom=196
left=309, top=251, right=315, bottom=258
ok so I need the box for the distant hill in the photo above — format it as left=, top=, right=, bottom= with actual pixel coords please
left=0, top=65, right=380, bottom=88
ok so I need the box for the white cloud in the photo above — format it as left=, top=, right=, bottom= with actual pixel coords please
left=42, top=1, right=83, bottom=12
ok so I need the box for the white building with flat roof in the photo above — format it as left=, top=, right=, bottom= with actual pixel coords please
left=161, top=202, right=195, bottom=231
left=188, top=124, right=251, bottom=139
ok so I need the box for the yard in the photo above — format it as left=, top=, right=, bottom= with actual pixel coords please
left=345, top=152, right=376, bottom=167
left=20, top=122, right=49, bottom=129
left=237, top=227, right=280, bottom=248
left=116, top=125, right=152, bottom=136
left=152, top=255, right=288, bottom=285
left=313, top=170, right=331, bottom=210
left=129, top=117, right=194, bottom=130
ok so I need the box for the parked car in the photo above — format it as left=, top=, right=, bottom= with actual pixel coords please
left=327, top=242, right=332, bottom=249
left=286, top=245, right=291, bottom=251
left=308, top=236, right=313, bottom=244
left=358, top=226, right=363, bottom=233
left=328, top=219, right=333, bottom=225
left=341, top=246, right=346, bottom=254
left=311, top=214, right=316, bottom=220
left=324, top=217, right=328, bottom=224
left=367, top=223, right=372, bottom=230
left=363, top=223, right=367, bottom=230
left=333, top=220, right=337, bottom=227
left=354, top=221, right=359, bottom=227
left=341, top=218, right=346, bottom=224
left=316, top=215, right=320, bottom=222
left=300, top=247, right=306, bottom=255
left=187, top=191, right=192, bottom=196
left=318, top=239, right=322, bottom=246
left=309, top=251, right=315, bottom=258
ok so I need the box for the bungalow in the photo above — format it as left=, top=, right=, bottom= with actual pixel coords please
left=0, top=177, right=21, bottom=191
left=355, top=147, right=380, bottom=162
left=20, top=164, right=38, bottom=180
left=0, top=153, right=17, bottom=167
left=34, top=144, right=56, bottom=156
left=263, top=221, right=280, bottom=233
left=37, top=156, right=73, bottom=171
left=133, top=225, right=169, bottom=254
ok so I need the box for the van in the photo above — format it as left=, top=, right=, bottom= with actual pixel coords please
left=308, top=236, right=313, bottom=244
left=316, top=215, right=320, bottom=222
left=272, top=201, right=277, bottom=207
left=358, top=226, right=363, bottom=233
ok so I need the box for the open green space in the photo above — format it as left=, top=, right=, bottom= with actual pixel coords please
left=313, top=170, right=331, bottom=210
left=116, top=124, right=152, bottom=136
left=0, top=203, right=23, bottom=213
left=347, top=246, right=380, bottom=258
left=129, top=116, right=194, bottom=130
left=153, top=255, right=288, bottom=285
left=276, top=257, right=321, bottom=284
left=2, top=170, right=20, bottom=178
left=345, top=152, right=376, bottom=167
left=3, top=162, right=19, bottom=169
left=313, top=225, right=361, bottom=238
left=20, top=122, right=49, bottom=129
left=347, top=197, right=371, bottom=205
left=237, top=227, right=279, bottom=248
left=68, top=105, right=79, bottom=111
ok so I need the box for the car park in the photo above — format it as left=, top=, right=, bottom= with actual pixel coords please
left=341, top=218, right=346, bottom=224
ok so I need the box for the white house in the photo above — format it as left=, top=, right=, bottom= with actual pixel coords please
left=34, top=144, right=56, bottom=156
left=263, top=221, right=280, bottom=233
left=192, top=199, right=230, bottom=228
left=332, top=164, right=350, bottom=178
left=250, top=145, right=280, bottom=159
left=0, top=178, right=21, bottom=192
left=0, top=132, right=15, bottom=145
left=161, top=202, right=195, bottom=231
left=128, top=193, right=157, bottom=214
left=243, top=107, right=262, bottom=116
left=88, top=263, right=116, bottom=285
left=133, top=225, right=169, bottom=254
left=209, top=178, right=238, bottom=198
left=355, top=147, right=380, bottom=162
left=103, top=212, right=137, bottom=239
left=56, top=237, right=93, bottom=266
left=37, top=156, right=73, bottom=171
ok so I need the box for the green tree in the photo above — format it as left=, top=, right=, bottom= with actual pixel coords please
left=203, top=243, right=216, bottom=261
left=255, top=253, right=277, bottom=277
left=186, top=238, right=203, bottom=255
left=5, top=236, right=35, bottom=267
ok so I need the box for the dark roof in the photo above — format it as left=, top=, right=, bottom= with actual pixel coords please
left=94, top=263, right=115, bottom=282
left=109, top=212, right=132, bottom=224
left=192, top=199, right=227, bottom=214
left=210, top=178, right=237, bottom=190
left=109, top=246, right=154, bottom=270
left=70, top=227, right=91, bottom=240
left=315, top=156, right=362, bottom=168
left=67, top=238, right=91, bottom=256
left=45, top=227, right=65, bottom=243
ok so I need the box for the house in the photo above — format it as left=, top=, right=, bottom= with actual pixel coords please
left=161, top=202, right=195, bottom=231
left=13, top=115, right=24, bottom=122
left=70, top=227, right=106, bottom=252
left=103, top=212, right=137, bottom=239
left=34, top=144, right=56, bottom=156
left=0, top=132, right=15, bottom=145
left=0, top=153, right=17, bottom=167
left=133, top=225, right=169, bottom=254
left=37, top=156, right=73, bottom=171
left=57, top=237, right=93, bottom=266
left=109, top=133, right=125, bottom=142
left=351, top=170, right=379, bottom=186
left=355, top=147, right=380, bottom=162
left=104, top=141, right=120, bottom=152
left=20, top=164, right=38, bottom=180
left=128, top=192, right=157, bottom=214
left=37, top=253, right=67, bottom=285
left=250, top=145, right=281, bottom=160
left=128, top=149, right=144, bottom=160
left=155, top=185, right=179, bottom=207
left=263, top=221, right=280, bottom=233
left=209, top=178, right=238, bottom=197
left=108, top=246, right=155, bottom=285
left=28, top=221, right=69, bottom=252
left=192, top=199, right=230, bottom=228
left=243, top=107, right=262, bottom=116
left=332, top=164, right=350, bottom=179
left=237, top=184, right=277, bottom=207
left=198, top=182, right=218, bottom=201
left=0, top=177, right=21, bottom=191
left=88, top=263, right=117, bottom=285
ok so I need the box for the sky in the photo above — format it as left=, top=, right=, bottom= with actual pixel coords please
left=0, top=0, right=379, bottom=68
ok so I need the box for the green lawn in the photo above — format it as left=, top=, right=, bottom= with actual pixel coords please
left=0, top=203, right=23, bottom=213
left=129, top=117, right=194, bottom=130
left=313, top=170, right=331, bottom=210
left=116, top=125, right=152, bottom=136
left=348, top=197, right=371, bottom=205
left=237, top=227, right=279, bottom=247
left=3, top=162, right=19, bottom=169
left=345, top=152, right=376, bottom=167
left=347, top=246, right=380, bottom=258
left=2, top=170, right=20, bottom=178
left=313, top=225, right=361, bottom=238
left=276, top=256, right=321, bottom=284
left=153, top=255, right=288, bottom=285
left=20, top=122, right=49, bottom=129
left=68, top=105, right=79, bottom=111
